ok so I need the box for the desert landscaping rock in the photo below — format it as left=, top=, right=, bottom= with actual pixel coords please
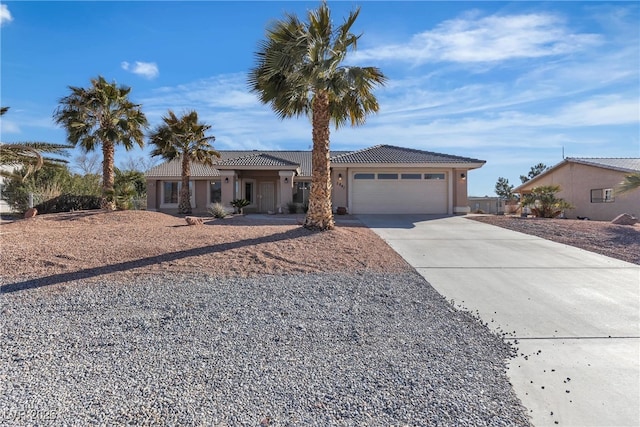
left=185, top=216, right=204, bottom=226
left=0, top=272, right=531, bottom=425
left=611, top=213, right=638, bottom=226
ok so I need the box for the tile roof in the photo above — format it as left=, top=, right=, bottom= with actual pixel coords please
left=567, top=158, right=640, bottom=173
left=145, top=145, right=486, bottom=178
left=330, top=144, right=485, bottom=164
left=145, top=159, right=221, bottom=177
left=216, top=153, right=301, bottom=168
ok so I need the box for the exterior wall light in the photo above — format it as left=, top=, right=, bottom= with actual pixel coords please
left=224, top=177, right=229, bottom=183
left=460, top=173, right=466, bottom=180
left=284, top=177, right=289, bottom=183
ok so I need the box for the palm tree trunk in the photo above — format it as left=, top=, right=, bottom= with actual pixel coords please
left=101, top=141, right=116, bottom=210
left=179, top=156, right=192, bottom=214
left=304, top=91, right=335, bottom=231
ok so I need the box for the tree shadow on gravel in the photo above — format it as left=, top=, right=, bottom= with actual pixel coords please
left=1, top=228, right=308, bottom=294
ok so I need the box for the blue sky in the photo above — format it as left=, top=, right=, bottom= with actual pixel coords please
left=1, top=1, right=638, bottom=196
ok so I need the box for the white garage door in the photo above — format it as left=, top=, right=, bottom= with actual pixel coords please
left=351, top=172, right=448, bottom=214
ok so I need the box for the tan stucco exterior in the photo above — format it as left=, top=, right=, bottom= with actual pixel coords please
left=516, top=162, right=640, bottom=221
left=145, top=147, right=486, bottom=215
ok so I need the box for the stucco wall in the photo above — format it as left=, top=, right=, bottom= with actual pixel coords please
left=518, top=163, right=639, bottom=221
left=453, top=169, right=469, bottom=214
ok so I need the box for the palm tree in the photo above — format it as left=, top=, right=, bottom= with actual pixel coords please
left=617, top=173, right=640, bottom=195
left=248, top=1, right=386, bottom=230
left=1, top=107, right=69, bottom=180
left=148, top=110, right=219, bottom=214
left=53, top=76, right=148, bottom=210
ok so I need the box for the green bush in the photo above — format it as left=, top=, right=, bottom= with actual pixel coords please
left=34, top=194, right=101, bottom=214
left=230, top=198, right=250, bottom=214
left=521, top=185, right=573, bottom=218
left=286, top=201, right=300, bottom=214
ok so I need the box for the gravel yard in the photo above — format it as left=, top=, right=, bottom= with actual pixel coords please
left=1, top=272, right=529, bottom=426
left=0, top=211, right=533, bottom=425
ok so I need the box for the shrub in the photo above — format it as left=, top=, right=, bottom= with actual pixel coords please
left=230, top=198, right=250, bottom=214
left=34, top=194, right=101, bottom=214
left=521, top=185, right=573, bottom=218
left=286, top=201, right=299, bottom=214
left=208, top=202, right=228, bottom=218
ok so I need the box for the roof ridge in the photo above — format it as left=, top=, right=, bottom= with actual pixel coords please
left=330, top=144, right=383, bottom=160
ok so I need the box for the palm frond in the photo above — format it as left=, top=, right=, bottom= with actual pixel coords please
left=617, top=172, right=640, bottom=195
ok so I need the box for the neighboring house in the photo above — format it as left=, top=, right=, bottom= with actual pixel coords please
left=514, top=157, right=640, bottom=221
left=468, top=196, right=506, bottom=215
left=145, top=144, right=486, bottom=215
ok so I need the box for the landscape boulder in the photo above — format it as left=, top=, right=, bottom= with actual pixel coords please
left=185, top=216, right=203, bottom=226
left=24, top=208, right=38, bottom=219
left=611, top=213, right=638, bottom=226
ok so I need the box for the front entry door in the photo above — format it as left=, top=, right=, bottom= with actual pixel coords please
left=259, top=182, right=276, bottom=213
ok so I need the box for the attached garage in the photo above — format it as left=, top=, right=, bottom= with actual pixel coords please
left=350, top=171, right=448, bottom=214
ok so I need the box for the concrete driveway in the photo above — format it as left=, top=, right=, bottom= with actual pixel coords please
left=358, top=214, right=640, bottom=427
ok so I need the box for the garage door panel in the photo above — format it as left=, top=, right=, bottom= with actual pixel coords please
left=351, top=175, right=447, bottom=214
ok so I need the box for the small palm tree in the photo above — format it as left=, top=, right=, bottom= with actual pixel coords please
left=0, top=107, right=70, bottom=180
left=53, top=76, right=148, bottom=210
left=248, top=1, right=386, bottom=230
left=617, top=173, right=640, bottom=195
left=149, top=110, right=219, bottom=214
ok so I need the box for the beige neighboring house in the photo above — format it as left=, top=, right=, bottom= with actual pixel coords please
left=145, top=144, right=486, bottom=215
left=514, top=158, right=640, bottom=221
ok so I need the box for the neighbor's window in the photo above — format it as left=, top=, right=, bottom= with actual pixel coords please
left=425, top=173, right=445, bottom=180
left=590, top=188, right=614, bottom=203
left=210, top=181, right=221, bottom=204
left=354, top=173, right=375, bottom=179
left=377, top=173, right=398, bottom=180
left=293, top=182, right=310, bottom=204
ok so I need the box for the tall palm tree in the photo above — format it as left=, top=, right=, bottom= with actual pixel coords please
left=1, top=107, right=69, bottom=180
left=248, top=1, right=386, bottom=230
left=148, top=110, right=219, bottom=214
left=53, top=76, right=148, bottom=210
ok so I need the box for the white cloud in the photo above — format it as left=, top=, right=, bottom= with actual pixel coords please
left=354, top=12, right=601, bottom=65
left=1, top=4, right=13, bottom=26
left=121, top=61, right=159, bottom=79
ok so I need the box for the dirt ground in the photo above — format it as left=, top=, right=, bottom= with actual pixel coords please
left=2, top=211, right=637, bottom=288
left=0, top=210, right=412, bottom=284
left=468, top=215, right=640, bottom=265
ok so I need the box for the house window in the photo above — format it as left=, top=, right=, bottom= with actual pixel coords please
left=378, top=173, right=398, bottom=180
left=425, top=173, right=446, bottom=180
left=591, top=188, right=614, bottom=203
left=401, top=173, right=422, bottom=180
left=163, top=182, right=179, bottom=204
left=244, top=181, right=254, bottom=204
left=210, top=181, right=221, bottom=204
left=293, top=182, right=310, bottom=204
left=162, top=181, right=193, bottom=207
left=354, top=173, right=375, bottom=179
